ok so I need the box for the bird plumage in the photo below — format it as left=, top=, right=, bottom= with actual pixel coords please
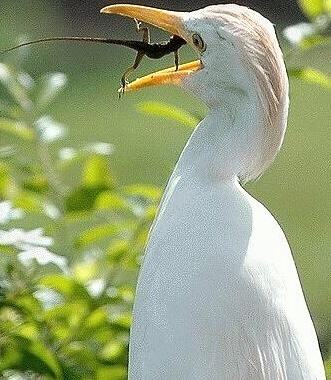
left=101, top=3, right=326, bottom=379
left=129, top=121, right=325, bottom=380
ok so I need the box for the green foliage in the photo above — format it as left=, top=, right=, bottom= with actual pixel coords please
left=288, top=67, right=331, bottom=88
left=0, top=58, right=159, bottom=379
left=137, top=101, right=199, bottom=128
left=298, top=0, right=331, bottom=19
left=283, top=0, right=331, bottom=88
left=325, top=358, right=331, bottom=379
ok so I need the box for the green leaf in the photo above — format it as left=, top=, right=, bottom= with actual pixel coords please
left=0, top=346, right=22, bottom=373
left=39, top=274, right=90, bottom=301
left=299, top=34, right=330, bottom=49
left=1, top=336, right=63, bottom=379
left=95, top=191, right=131, bottom=212
left=73, top=260, right=98, bottom=283
left=65, top=186, right=101, bottom=212
left=82, top=155, right=115, bottom=188
left=111, top=312, right=132, bottom=330
left=288, top=67, right=331, bottom=89
left=76, top=224, right=121, bottom=248
left=124, top=184, right=161, bottom=202
left=298, top=0, right=331, bottom=19
left=106, top=240, right=130, bottom=262
left=23, top=174, right=49, bottom=194
left=137, top=101, right=199, bottom=128
left=100, top=341, right=126, bottom=361
left=325, top=358, right=331, bottom=379
left=97, top=365, right=127, bottom=380
left=20, top=338, right=63, bottom=379
left=13, top=191, right=43, bottom=212
left=0, top=118, right=34, bottom=140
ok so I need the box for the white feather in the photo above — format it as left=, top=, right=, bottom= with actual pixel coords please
left=129, top=4, right=325, bottom=379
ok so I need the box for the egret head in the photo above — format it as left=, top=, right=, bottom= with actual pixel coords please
left=101, top=4, right=289, bottom=181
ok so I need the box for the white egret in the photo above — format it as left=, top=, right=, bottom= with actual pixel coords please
left=102, top=4, right=326, bottom=379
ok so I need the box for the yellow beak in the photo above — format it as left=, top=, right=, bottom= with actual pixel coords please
left=100, top=4, right=202, bottom=91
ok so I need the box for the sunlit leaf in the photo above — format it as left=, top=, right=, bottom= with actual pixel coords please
left=100, top=341, right=126, bottom=361
left=44, top=301, right=90, bottom=331
left=22, top=339, right=63, bottom=379
left=298, top=0, right=330, bottom=19
left=324, top=358, right=331, bottom=379
left=124, top=184, right=161, bottom=202
left=13, top=294, right=42, bottom=317
left=23, top=174, right=49, bottom=194
left=95, top=191, right=131, bottom=212
left=66, top=183, right=116, bottom=213
left=84, top=307, right=108, bottom=329
left=0, top=244, right=17, bottom=254
left=0, top=118, right=33, bottom=140
left=82, top=155, right=115, bottom=188
left=0, top=346, right=22, bottom=373
left=111, top=312, right=132, bottom=331
left=76, top=224, right=121, bottom=247
left=15, top=322, right=39, bottom=339
left=97, top=365, right=127, bottom=380
left=39, top=274, right=90, bottom=301
left=73, top=260, right=98, bottom=283
left=13, top=192, right=43, bottom=212
left=137, top=101, right=199, bottom=128
left=0, top=162, right=13, bottom=197
left=106, top=240, right=130, bottom=263
left=288, top=67, right=331, bottom=88
left=299, top=34, right=331, bottom=49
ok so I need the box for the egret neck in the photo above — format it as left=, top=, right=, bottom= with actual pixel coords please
left=174, top=91, right=265, bottom=184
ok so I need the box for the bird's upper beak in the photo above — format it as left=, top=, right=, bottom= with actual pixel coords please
left=100, top=4, right=203, bottom=91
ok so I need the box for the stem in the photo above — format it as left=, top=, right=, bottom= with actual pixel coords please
left=31, top=127, right=70, bottom=252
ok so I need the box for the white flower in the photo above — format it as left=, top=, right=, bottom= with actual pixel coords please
left=0, top=227, right=53, bottom=249
left=34, top=288, right=63, bottom=309
left=87, top=278, right=106, bottom=297
left=59, top=147, right=76, bottom=161
left=283, top=23, right=316, bottom=45
left=43, top=202, right=61, bottom=220
left=0, top=201, right=24, bottom=225
left=18, top=246, right=68, bottom=272
left=35, top=115, right=66, bottom=142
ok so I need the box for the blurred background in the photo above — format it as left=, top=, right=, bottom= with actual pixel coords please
left=0, top=0, right=330, bottom=379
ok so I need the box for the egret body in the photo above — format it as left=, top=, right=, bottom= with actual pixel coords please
left=102, top=4, right=326, bottom=379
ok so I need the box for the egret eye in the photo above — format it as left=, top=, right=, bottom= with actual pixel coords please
left=192, top=33, right=206, bottom=52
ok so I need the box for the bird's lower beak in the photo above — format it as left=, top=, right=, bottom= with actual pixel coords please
left=100, top=4, right=203, bottom=91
